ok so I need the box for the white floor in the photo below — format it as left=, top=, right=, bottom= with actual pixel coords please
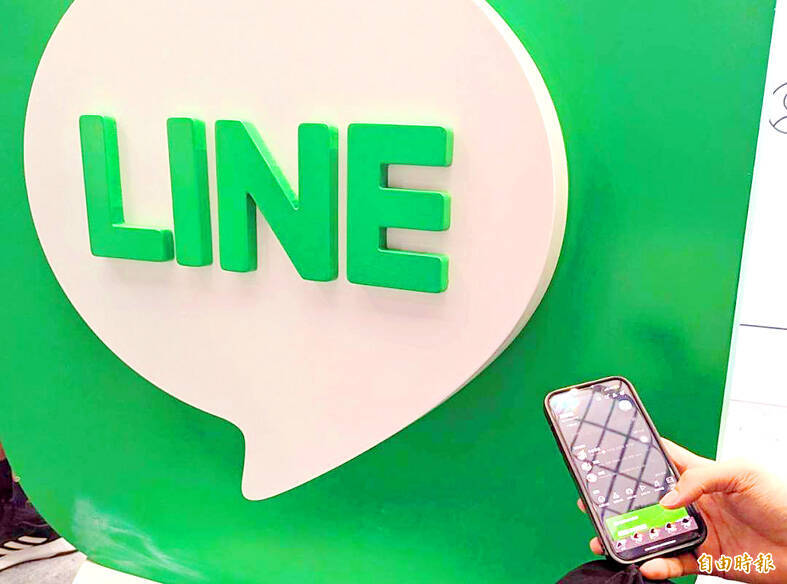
left=0, top=552, right=84, bottom=584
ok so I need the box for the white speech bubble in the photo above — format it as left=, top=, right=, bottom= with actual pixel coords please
left=24, top=0, right=567, bottom=500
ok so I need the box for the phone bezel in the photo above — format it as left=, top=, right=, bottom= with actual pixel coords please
left=543, top=375, right=707, bottom=565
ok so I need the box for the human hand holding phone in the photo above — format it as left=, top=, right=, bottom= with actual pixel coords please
left=580, top=439, right=787, bottom=582
left=546, top=378, right=707, bottom=564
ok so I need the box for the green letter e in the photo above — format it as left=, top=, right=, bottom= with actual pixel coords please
left=347, top=123, right=453, bottom=293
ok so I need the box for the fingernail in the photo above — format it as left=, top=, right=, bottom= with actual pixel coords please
left=660, top=488, right=680, bottom=507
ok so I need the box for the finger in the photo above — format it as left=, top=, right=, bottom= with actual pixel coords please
left=577, top=499, right=587, bottom=513
left=589, top=537, right=603, bottom=555
left=640, top=553, right=698, bottom=580
left=659, top=460, right=754, bottom=508
left=660, top=438, right=711, bottom=473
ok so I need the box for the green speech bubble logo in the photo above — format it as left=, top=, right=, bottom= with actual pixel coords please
left=24, top=0, right=566, bottom=501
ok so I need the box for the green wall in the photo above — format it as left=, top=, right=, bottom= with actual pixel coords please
left=0, top=1, right=774, bottom=582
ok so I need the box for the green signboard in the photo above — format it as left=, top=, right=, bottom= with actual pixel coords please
left=0, top=1, right=774, bottom=582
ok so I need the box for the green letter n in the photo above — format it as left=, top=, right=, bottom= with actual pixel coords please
left=215, top=121, right=338, bottom=281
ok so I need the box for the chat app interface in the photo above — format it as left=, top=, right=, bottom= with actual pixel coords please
left=549, top=379, right=699, bottom=555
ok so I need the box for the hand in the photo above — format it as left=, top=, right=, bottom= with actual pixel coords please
left=578, top=439, right=787, bottom=582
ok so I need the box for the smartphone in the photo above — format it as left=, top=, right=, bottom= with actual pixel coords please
left=544, top=376, right=706, bottom=564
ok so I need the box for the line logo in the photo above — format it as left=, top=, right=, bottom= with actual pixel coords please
left=24, top=0, right=567, bottom=499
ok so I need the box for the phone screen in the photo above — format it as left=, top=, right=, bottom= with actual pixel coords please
left=547, top=378, right=704, bottom=561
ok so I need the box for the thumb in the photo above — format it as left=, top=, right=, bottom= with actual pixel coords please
left=659, top=460, right=754, bottom=508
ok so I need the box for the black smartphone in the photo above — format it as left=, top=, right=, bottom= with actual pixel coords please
left=544, top=376, right=706, bottom=564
